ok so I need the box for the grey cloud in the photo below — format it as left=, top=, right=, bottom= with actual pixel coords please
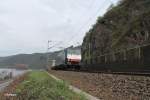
left=0, top=0, right=119, bottom=56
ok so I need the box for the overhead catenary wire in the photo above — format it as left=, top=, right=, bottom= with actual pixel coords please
left=47, top=0, right=98, bottom=50
left=47, top=0, right=115, bottom=51
left=48, top=41, right=63, bottom=51
left=64, top=0, right=114, bottom=47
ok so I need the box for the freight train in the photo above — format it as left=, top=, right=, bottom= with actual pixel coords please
left=51, top=46, right=81, bottom=70
left=81, top=44, right=150, bottom=73
left=52, top=44, right=150, bottom=73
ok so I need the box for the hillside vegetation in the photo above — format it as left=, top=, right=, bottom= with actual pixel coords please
left=82, top=0, right=150, bottom=64
left=0, top=52, right=61, bottom=69
left=0, top=53, right=47, bottom=69
left=0, top=46, right=81, bottom=69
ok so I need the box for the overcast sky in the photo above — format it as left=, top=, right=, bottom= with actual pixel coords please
left=0, top=0, right=119, bottom=56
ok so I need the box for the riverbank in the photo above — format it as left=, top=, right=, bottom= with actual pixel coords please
left=0, top=71, right=87, bottom=100
left=0, top=80, right=13, bottom=92
left=0, top=69, right=28, bottom=94
left=0, top=80, right=11, bottom=84
left=0, top=73, right=27, bottom=100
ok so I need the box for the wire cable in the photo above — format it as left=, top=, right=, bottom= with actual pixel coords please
left=47, top=0, right=114, bottom=51
left=48, top=0, right=98, bottom=50
left=65, top=0, right=112, bottom=46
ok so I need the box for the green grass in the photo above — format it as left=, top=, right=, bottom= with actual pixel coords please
left=15, top=71, right=87, bottom=100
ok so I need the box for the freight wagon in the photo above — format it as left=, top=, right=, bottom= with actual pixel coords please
left=81, top=44, right=150, bottom=73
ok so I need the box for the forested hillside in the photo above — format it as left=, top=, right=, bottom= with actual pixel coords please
left=0, top=51, right=66, bottom=69
left=0, top=46, right=81, bottom=69
left=82, top=0, right=150, bottom=64
left=0, top=53, right=47, bottom=69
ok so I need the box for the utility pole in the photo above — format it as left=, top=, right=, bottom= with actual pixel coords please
left=46, top=40, right=51, bottom=70
left=46, top=40, right=62, bottom=69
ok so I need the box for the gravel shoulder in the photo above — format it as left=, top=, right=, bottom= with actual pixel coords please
left=49, top=70, right=150, bottom=100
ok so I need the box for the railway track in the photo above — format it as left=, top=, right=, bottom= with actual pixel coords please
left=49, top=69, right=150, bottom=100
left=56, top=68, right=150, bottom=76
left=100, top=71, right=150, bottom=76
left=88, top=70, right=150, bottom=76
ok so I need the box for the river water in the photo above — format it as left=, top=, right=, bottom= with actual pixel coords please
left=0, top=68, right=28, bottom=92
left=0, top=68, right=27, bottom=77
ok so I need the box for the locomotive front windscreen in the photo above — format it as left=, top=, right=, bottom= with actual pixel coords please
left=67, top=49, right=81, bottom=55
left=67, top=49, right=81, bottom=61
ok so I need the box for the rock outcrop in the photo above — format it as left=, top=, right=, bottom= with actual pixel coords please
left=82, top=0, right=150, bottom=64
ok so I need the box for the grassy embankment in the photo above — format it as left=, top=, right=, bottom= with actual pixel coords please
left=15, top=71, right=87, bottom=100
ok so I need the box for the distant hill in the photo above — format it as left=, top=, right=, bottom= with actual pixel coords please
left=0, top=46, right=81, bottom=69
left=0, top=53, right=47, bottom=69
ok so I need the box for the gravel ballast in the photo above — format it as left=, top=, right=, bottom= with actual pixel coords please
left=49, top=70, right=150, bottom=100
